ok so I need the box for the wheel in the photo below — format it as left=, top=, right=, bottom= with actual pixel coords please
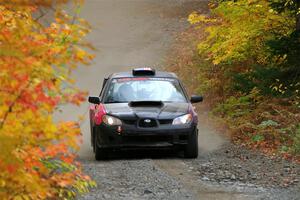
left=92, top=127, right=96, bottom=153
left=94, top=135, right=108, bottom=160
left=184, top=129, right=198, bottom=158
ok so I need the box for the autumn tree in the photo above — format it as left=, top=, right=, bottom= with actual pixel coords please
left=188, top=0, right=300, bottom=158
left=0, top=0, right=95, bottom=199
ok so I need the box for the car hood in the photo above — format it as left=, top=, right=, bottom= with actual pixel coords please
left=104, top=102, right=189, bottom=119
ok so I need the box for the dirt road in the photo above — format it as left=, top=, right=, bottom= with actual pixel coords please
left=55, top=0, right=299, bottom=199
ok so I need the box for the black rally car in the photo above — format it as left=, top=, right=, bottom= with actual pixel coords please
left=88, top=68, right=203, bottom=160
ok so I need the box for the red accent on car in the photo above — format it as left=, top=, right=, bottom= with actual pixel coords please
left=116, top=77, right=150, bottom=82
left=90, top=105, right=96, bottom=110
left=117, top=126, right=122, bottom=134
left=94, top=104, right=106, bottom=125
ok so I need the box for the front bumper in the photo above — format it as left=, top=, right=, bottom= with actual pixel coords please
left=94, top=123, right=196, bottom=149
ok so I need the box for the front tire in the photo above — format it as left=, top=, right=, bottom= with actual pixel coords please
left=184, top=129, right=198, bottom=158
left=92, top=127, right=96, bottom=153
left=94, top=135, right=108, bottom=160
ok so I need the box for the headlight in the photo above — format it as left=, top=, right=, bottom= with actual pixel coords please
left=102, top=115, right=122, bottom=126
left=172, top=114, right=192, bottom=125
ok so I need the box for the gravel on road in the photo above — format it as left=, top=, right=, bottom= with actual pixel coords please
left=187, top=144, right=300, bottom=189
left=79, top=158, right=193, bottom=200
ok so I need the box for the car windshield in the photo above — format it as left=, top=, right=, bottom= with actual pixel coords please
left=104, top=77, right=187, bottom=103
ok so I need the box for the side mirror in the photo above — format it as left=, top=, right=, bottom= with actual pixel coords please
left=190, top=95, right=203, bottom=103
left=88, top=96, right=100, bottom=104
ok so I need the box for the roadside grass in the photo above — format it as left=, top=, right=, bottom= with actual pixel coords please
left=166, top=26, right=300, bottom=162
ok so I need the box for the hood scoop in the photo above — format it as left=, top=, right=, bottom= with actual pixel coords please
left=129, top=101, right=163, bottom=107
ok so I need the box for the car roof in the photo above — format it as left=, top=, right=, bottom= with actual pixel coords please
left=109, top=71, right=178, bottom=79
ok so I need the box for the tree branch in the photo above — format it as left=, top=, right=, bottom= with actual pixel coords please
left=0, top=79, right=32, bottom=129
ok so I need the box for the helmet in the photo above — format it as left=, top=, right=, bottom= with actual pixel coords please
left=118, top=84, right=135, bottom=101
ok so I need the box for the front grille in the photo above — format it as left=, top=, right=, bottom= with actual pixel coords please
left=158, top=119, right=173, bottom=125
left=123, top=119, right=173, bottom=126
left=138, top=119, right=158, bottom=128
left=123, top=119, right=136, bottom=125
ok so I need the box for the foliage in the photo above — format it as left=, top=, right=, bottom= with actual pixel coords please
left=0, top=0, right=95, bottom=199
left=292, top=125, right=300, bottom=154
left=166, top=0, right=300, bottom=160
left=212, top=89, right=300, bottom=157
left=189, top=0, right=292, bottom=65
left=188, top=0, right=300, bottom=99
